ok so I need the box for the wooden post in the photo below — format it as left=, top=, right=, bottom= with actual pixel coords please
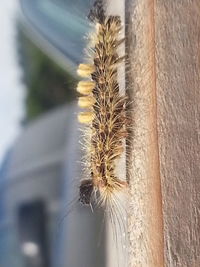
left=126, top=0, right=164, bottom=266
left=156, top=1, right=200, bottom=266
left=126, top=0, right=200, bottom=266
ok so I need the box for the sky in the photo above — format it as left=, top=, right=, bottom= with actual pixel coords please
left=0, top=0, right=25, bottom=165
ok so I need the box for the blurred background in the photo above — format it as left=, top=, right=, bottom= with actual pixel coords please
left=0, top=0, right=106, bottom=266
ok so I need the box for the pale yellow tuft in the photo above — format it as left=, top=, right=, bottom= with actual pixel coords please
left=78, top=96, right=95, bottom=108
left=76, top=81, right=95, bottom=95
left=78, top=112, right=94, bottom=124
left=77, top=64, right=95, bottom=77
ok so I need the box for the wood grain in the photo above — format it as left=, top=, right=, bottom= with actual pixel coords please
left=156, top=1, right=200, bottom=266
left=126, top=0, right=200, bottom=266
left=126, top=0, right=164, bottom=266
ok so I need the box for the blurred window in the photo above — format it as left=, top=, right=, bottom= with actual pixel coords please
left=0, top=224, right=24, bottom=267
left=17, top=201, right=49, bottom=267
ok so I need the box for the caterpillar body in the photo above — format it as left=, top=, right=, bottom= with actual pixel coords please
left=77, top=0, right=128, bottom=214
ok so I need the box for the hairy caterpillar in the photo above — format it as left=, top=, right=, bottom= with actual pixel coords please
left=57, top=2, right=129, bottom=266
left=77, top=0, right=129, bottom=217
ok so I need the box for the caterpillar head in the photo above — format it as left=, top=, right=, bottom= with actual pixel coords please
left=79, top=179, right=94, bottom=205
left=87, top=0, right=105, bottom=23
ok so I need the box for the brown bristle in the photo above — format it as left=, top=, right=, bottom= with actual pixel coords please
left=88, top=0, right=105, bottom=23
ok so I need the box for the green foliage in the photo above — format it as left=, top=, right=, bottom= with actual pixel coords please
left=17, top=26, right=77, bottom=122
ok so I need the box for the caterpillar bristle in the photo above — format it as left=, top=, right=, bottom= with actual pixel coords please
left=88, top=0, right=105, bottom=23
left=77, top=0, right=128, bottom=215
left=99, top=180, right=127, bottom=198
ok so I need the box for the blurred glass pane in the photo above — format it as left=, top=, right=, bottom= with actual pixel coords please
left=18, top=201, right=49, bottom=267
left=0, top=225, right=24, bottom=267
left=20, top=0, right=96, bottom=64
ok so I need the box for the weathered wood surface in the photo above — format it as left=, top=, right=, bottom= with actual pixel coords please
left=126, top=0, right=200, bottom=266
left=156, top=1, right=200, bottom=266
left=126, top=0, right=164, bottom=266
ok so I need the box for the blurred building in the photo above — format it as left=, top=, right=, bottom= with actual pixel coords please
left=0, top=104, right=105, bottom=267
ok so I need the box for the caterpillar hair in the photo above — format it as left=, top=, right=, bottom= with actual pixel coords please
left=77, top=0, right=128, bottom=219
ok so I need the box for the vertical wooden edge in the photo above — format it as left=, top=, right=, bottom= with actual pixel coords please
left=126, top=0, right=164, bottom=266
